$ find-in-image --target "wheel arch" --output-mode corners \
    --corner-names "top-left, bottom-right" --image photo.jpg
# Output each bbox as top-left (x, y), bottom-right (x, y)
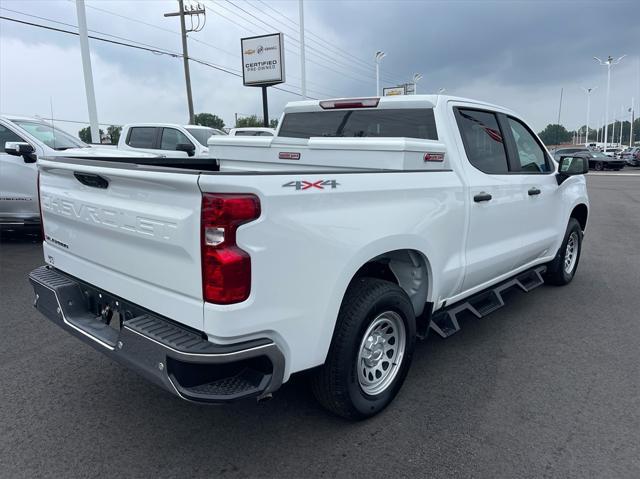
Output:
top-left (350, 249), bottom-right (433, 318)
top-left (570, 203), bottom-right (588, 231)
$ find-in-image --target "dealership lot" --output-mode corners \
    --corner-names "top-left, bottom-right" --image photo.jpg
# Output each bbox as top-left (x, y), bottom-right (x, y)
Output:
top-left (0, 174), bottom-right (638, 478)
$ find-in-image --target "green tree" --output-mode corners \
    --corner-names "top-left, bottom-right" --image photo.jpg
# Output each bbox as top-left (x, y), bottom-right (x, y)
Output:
top-left (107, 125), bottom-right (122, 145)
top-left (235, 115), bottom-right (263, 128)
top-left (78, 126), bottom-right (104, 143)
top-left (194, 112), bottom-right (225, 129)
top-left (269, 118), bottom-right (279, 129)
top-left (538, 124), bottom-right (571, 146)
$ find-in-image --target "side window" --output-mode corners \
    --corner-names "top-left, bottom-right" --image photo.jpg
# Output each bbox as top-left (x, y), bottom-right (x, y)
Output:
top-left (160, 128), bottom-right (192, 150)
top-left (0, 124), bottom-right (25, 146)
top-left (127, 127), bottom-right (157, 148)
top-left (455, 109), bottom-right (509, 174)
top-left (508, 117), bottom-right (550, 173)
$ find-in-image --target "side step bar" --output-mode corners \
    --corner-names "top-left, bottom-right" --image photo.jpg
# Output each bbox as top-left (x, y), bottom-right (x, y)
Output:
top-left (429, 266), bottom-right (546, 338)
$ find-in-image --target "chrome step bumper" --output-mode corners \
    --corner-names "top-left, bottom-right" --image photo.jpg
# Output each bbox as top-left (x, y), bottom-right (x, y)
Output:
top-left (29, 265), bottom-right (285, 403)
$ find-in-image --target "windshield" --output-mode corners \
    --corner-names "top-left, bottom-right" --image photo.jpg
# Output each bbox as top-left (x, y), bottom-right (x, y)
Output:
top-left (590, 152), bottom-right (608, 158)
top-left (12, 120), bottom-right (86, 150)
top-left (186, 127), bottom-right (225, 146)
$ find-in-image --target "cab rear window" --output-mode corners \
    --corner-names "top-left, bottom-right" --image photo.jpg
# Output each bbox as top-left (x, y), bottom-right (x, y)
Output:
top-left (278, 109), bottom-right (438, 140)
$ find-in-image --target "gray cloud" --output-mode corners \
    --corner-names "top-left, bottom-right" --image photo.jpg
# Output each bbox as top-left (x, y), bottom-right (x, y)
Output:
top-left (1, 0), bottom-right (639, 134)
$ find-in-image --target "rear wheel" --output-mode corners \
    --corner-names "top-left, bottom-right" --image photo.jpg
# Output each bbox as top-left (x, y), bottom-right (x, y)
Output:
top-left (595, 161), bottom-right (604, 171)
top-left (311, 277), bottom-right (416, 420)
top-left (544, 218), bottom-right (583, 285)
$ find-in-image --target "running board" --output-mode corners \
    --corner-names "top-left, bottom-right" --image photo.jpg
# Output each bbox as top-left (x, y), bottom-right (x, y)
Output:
top-left (429, 266), bottom-right (546, 338)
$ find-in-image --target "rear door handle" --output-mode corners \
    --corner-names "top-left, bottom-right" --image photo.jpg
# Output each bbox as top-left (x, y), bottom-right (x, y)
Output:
top-left (528, 187), bottom-right (541, 196)
top-left (473, 192), bottom-right (492, 202)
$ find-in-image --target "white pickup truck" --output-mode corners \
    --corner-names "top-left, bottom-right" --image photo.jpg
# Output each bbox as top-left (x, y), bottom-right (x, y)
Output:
top-left (29, 95), bottom-right (589, 419)
top-left (117, 123), bottom-right (226, 158)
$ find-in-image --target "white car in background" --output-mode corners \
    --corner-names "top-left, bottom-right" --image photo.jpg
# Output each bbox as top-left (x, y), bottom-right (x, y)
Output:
top-left (0, 115), bottom-right (156, 229)
top-left (228, 127), bottom-right (275, 137)
top-left (117, 123), bottom-right (226, 158)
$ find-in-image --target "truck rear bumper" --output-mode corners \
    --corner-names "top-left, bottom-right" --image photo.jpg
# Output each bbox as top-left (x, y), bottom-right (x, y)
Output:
top-left (28, 265), bottom-right (285, 403)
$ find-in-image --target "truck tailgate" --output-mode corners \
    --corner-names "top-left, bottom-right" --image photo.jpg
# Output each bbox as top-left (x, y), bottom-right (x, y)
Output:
top-left (38, 159), bottom-right (204, 330)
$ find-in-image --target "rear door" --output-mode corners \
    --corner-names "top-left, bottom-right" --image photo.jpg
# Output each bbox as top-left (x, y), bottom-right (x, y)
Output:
top-left (38, 159), bottom-right (204, 329)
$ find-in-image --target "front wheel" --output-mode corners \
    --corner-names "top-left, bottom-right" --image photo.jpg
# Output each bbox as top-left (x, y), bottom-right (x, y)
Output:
top-left (594, 161), bottom-right (604, 171)
top-left (544, 218), bottom-right (583, 285)
top-left (311, 277), bottom-right (416, 420)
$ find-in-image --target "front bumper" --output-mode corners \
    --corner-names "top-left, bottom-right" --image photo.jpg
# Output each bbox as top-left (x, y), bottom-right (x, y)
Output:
top-left (28, 266), bottom-right (285, 403)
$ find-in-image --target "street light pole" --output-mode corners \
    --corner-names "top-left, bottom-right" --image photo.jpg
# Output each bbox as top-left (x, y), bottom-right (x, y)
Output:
top-left (594, 55), bottom-right (625, 153)
top-left (298, 0), bottom-right (307, 99)
top-left (75, 0), bottom-right (100, 143)
top-left (581, 87), bottom-right (596, 145)
top-left (375, 51), bottom-right (385, 96)
top-left (413, 73), bottom-right (423, 95)
top-left (630, 97), bottom-right (635, 147)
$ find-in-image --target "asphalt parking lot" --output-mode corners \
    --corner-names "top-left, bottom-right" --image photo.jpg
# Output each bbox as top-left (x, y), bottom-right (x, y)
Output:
top-left (1, 173), bottom-right (639, 479)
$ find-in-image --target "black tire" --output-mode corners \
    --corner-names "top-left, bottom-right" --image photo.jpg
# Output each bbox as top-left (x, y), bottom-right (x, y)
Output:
top-left (311, 277), bottom-right (416, 420)
top-left (544, 218), bottom-right (583, 286)
top-left (595, 161), bottom-right (604, 171)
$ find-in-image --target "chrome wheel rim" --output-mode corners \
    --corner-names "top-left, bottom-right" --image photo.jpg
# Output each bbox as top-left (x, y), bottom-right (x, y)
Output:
top-left (357, 311), bottom-right (406, 396)
top-left (564, 232), bottom-right (579, 275)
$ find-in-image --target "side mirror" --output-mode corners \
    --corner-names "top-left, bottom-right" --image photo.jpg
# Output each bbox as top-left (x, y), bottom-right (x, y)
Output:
top-left (556, 156), bottom-right (588, 185)
top-left (4, 141), bottom-right (36, 163)
top-left (175, 143), bottom-right (195, 157)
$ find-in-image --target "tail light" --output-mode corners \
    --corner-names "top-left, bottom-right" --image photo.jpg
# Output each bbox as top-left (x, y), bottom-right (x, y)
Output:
top-left (201, 193), bottom-right (261, 304)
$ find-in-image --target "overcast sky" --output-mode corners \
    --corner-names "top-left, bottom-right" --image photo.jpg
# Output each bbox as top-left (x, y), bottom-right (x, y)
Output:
top-left (1, 0), bottom-right (639, 136)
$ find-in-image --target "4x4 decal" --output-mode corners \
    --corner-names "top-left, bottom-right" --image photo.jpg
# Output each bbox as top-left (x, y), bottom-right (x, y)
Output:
top-left (282, 180), bottom-right (340, 191)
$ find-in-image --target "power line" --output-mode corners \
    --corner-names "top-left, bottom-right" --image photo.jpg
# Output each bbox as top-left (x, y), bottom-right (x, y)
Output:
top-left (0, 15), bottom-right (317, 100)
top-left (252, 0), bottom-right (404, 85)
top-left (206, 1), bottom-right (377, 86)
top-left (220, 0), bottom-right (380, 84)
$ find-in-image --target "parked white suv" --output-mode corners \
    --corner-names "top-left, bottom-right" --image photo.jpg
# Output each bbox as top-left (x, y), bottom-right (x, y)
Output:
top-left (118, 123), bottom-right (226, 158)
top-left (29, 95), bottom-right (589, 419)
top-left (0, 115), bottom-right (155, 229)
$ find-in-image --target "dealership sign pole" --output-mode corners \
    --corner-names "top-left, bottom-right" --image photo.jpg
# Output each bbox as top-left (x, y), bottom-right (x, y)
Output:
top-left (241, 33), bottom-right (286, 127)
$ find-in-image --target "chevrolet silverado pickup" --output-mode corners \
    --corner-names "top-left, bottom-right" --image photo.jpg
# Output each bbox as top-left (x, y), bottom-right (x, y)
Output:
top-left (29, 95), bottom-right (590, 419)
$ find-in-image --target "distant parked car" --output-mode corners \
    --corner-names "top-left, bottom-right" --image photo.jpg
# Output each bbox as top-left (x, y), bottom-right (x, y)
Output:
top-left (228, 127), bottom-right (275, 137)
top-left (620, 147), bottom-right (640, 166)
top-left (118, 123), bottom-right (226, 158)
top-left (552, 147), bottom-right (588, 161)
top-left (568, 150), bottom-right (625, 171)
top-left (603, 148), bottom-right (622, 158)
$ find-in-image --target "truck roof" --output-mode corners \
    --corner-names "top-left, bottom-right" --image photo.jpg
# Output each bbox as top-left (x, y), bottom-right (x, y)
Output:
top-left (283, 94), bottom-right (514, 115)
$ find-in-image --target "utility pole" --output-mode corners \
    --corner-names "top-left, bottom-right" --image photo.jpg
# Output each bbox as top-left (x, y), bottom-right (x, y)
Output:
top-left (298, 0), bottom-right (307, 99)
top-left (594, 55), bottom-right (625, 152)
top-left (165, 1), bottom-right (205, 124)
top-left (75, 0), bottom-right (100, 143)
